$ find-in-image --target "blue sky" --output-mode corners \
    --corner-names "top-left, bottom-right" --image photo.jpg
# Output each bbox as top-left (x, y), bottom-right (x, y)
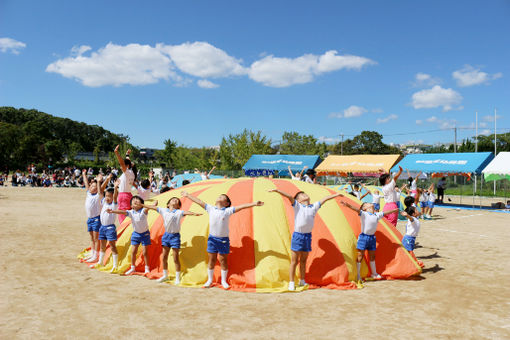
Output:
top-left (1, 0), bottom-right (509, 149)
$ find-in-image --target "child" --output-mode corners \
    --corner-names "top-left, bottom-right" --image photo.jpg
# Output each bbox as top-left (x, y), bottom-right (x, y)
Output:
top-left (144, 197), bottom-right (202, 284)
top-left (400, 206), bottom-right (424, 267)
top-left (349, 182), bottom-right (370, 201)
top-left (379, 166), bottom-right (403, 227)
top-left (302, 169), bottom-right (316, 184)
top-left (114, 145), bottom-right (135, 223)
top-left (406, 170), bottom-right (422, 199)
top-left (288, 165), bottom-right (307, 181)
top-left (196, 166), bottom-right (216, 181)
top-left (371, 189), bottom-right (382, 212)
top-left (181, 191), bottom-right (264, 289)
top-left (135, 178), bottom-right (152, 201)
top-left (419, 188), bottom-right (429, 218)
top-left (95, 177), bottom-right (120, 272)
top-left (340, 201), bottom-right (399, 284)
top-left (268, 188), bottom-right (343, 291)
top-left (107, 195), bottom-right (151, 275)
top-left (426, 183), bottom-right (436, 220)
top-left (83, 170), bottom-right (103, 263)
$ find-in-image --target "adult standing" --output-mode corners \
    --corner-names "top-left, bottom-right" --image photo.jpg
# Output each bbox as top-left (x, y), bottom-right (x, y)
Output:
top-left (379, 166), bottom-right (403, 227)
top-left (115, 145), bottom-right (135, 223)
top-left (437, 177), bottom-right (446, 203)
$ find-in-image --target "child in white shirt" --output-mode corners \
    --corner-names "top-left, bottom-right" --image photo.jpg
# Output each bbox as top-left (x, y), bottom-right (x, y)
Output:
top-left (401, 206), bottom-right (424, 268)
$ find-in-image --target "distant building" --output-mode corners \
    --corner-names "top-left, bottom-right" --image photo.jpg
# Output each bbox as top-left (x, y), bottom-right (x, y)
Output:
top-left (64, 152), bottom-right (109, 162)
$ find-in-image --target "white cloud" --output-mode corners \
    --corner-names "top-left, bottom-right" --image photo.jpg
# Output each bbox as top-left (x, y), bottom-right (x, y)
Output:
top-left (371, 108), bottom-right (384, 113)
top-left (421, 115), bottom-right (457, 129)
top-left (416, 119), bottom-right (423, 125)
top-left (0, 37), bottom-right (26, 54)
top-left (46, 43), bottom-right (180, 87)
top-left (197, 79), bottom-right (219, 89)
top-left (452, 65), bottom-right (502, 87)
top-left (47, 42), bottom-right (374, 88)
top-left (329, 105), bottom-right (367, 119)
top-left (158, 41), bottom-right (246, 78)
top-left (318, 136), bottom-right (341, 143)
top-left (376, 114), bottom-right (398, 124)
top-left (482, 114), bottom-right (502, 122)
top-left (411, 85), bottom-right (463, 111)
top-left (481, 129), bottom-right (492, 135)
top-left (249, 50), bottom-right (375, 87)
top-left (413, 72), bottom-right (440, 87)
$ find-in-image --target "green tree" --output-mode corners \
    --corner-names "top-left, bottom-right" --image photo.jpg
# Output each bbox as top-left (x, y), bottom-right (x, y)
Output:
top-left (219, 129), bottom-right (274, 170)
top-left (279, 131), bottom-right (326, 155)
top-left (334, 131), bottom-right (400, 155)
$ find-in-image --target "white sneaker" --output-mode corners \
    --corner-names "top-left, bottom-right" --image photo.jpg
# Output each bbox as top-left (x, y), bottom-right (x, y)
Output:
top-left (288, 281), bottom-right (296, 291)
top-left (110, 267), bottom-right (118, 274)
top-left (299, 279), bottom-right (308, 286)
top-left (203, 280), bottom-right (213, 288)
top-left (125, 267), bottom-right (135, 275)
top-left (174, 278), bottom-right (181, 285)
top-left (371, 273), bottom-right (382, 280)
top-left (157, 276), bottom-right (168, 283)
top-left (86, 256), bottom-right (97, 263)
top-left (221, 281), bottom-right (230, 289)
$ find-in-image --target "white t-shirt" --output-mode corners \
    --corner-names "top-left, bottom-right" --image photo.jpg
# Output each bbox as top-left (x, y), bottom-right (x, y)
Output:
top-left (360, 211), bottom-right (384, 235)
top-left (410, 179), bottom-right (418, 191)
top-left (137, 186), bottom-right (150, 201)
top-left (85, 191), bottom-right (102, 218)
top-left (74, 169), bottom-right (80, 177)
top-left (126, 209), bottom-right (149, 233)
top-left (201, 174), bottom-right (208, 181)
top-left (428, 192), bottom-right (436, 202)
top-left (291, 175), bottom-right (300, 181)
top-left (205, 204), bottom-right (235, 238)
top-left (293, 201), bottom-right (321, 234)
top-left (420, 191), bottom-right (429, 202)
top-left (382, 179), bottom-right (398, 203)
top-left (372, 193), bottom-right (381, 205)
top-left (119, 169), bottom-right (134, 193)
top-left (157, 208), bottom-right (184, 233)
top-left (405, 216), bottom-right (421, 237)
top-left (352, 191), bottom-right (361, 200)
top-left (303, 174), bottom-right (314, 184)
top-left (100, 199), bottom-right (117, 226)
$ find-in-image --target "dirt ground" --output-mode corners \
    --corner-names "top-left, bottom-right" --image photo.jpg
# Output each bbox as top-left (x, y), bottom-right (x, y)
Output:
top-left (0, 186), bottom-right (509, 339)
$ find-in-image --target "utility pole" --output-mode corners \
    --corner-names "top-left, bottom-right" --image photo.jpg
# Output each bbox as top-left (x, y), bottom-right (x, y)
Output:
top-left (454, 126), bottom-right (457, 153)
top-left (494, 108), bottom-right (497, 195)
top-left (475, 111), bottom-right (478, 193)
top-left (340, 133), bottom-right (344, 155)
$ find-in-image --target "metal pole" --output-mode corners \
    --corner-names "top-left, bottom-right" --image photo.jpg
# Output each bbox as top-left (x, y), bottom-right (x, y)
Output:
top-left (340, 133), bottom-right (344, 155)
top-left (454, 126), bottom-right (457, 184)
top-left (494, 108), bottom-right (497, 195)
top-left (475, 111), bottom-right (478, 193)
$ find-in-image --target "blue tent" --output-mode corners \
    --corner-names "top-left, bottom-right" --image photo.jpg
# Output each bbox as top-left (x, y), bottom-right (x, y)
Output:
top-left (391, 152), bottom-right (494, 175)
top-left (243, 154), bottom-right (321, 177)
top-left (170, 173), bottom-right (223, 188)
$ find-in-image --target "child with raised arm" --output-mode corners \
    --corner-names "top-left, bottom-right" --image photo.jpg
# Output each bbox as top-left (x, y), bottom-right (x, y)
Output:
top-left (371, 189), bottom-right (382, 212)
top-left (379, 166), bottom-right (403, 227)
top-left (348, 182), bottom-right (370, 201)
top-left (83, 170), bottom-right (103, 263)
top-left (425, 183), bottom-right (436, 220)
top-left (288, 165), bottom-right (307, 181)
top-left (114, 145), bottom-right (135, 223)
top-left (400, 206), bottom-right (424, 267)
top-left (144, 197), bottom-right (202, 284)
top-left (107, 195), bottom-right (151, 275)
top-left (95, 176), bottom-right (120, 272)
top-left (340, 201), bottom-right (399, 284)
top-left (196, 166), bottom-right (216, 181)
top-left (181, 191), bottom-right (264, 289)
top-left (268, 188), bottom-right (343, 291)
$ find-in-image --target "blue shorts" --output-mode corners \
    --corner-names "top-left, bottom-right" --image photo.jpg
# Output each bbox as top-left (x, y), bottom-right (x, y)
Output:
top-left (87, 216), bottom-right (101, 232)
top-left (98, 224), bottom-right (117, 241)
top-left (131, 231), bottom-right (151, 246)
top-left (290, 232), bottom-right (312, 252)
top-left (357, 233), bottom-right (377, 251)
top-left (420, 202), bottom-right (428, 208)
top-left (373, 203), bottom-right (380, 211)
top-left (396, 202), bottom-right (401, 209)
top-left (402, 235), bottom-right (416, 251)
top-left (428, 201), bottom-right (435, 208)
top-left (207, 236), bottom-right (230, 254)
top-left (162, 232), bottom-right (181, 249)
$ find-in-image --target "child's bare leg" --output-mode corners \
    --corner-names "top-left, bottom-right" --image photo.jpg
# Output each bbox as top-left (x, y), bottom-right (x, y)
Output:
top-left (299, 252), bottom-right (309, 285)
top-left (218, 254), bottom-right (230, 288)
top-left (100, 240), bottom-right (107, 252)
top-left (157, 246), bottom-right (170, 282)
top-left (204, 253), bottom-right (217, 287)
top-left (125, 245), bottom-right (139, 275)
top-left (93, 231), bottom-right (100, 252)
top-left (86, 231), bottom-right (95, 259)
top-left (172, 249), bottom-right (181, 284)
top-left (288, 250), bottom-right (299, 290)
top-left (109, 241), bottom-right (118, 254)
top-left (142, 245), bottom-right (150, 274)
top-left (368, 250), bottom-right (381, 278)
top-left (356, 249), bottom-right (363, 281)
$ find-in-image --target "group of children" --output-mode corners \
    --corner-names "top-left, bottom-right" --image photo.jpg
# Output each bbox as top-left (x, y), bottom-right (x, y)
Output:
top-left (82, 148), bottom-right (426, 290)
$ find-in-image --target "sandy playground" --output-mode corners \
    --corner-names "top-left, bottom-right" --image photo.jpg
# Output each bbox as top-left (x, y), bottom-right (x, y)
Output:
top-left (0, 186), bottom-right (509, 339)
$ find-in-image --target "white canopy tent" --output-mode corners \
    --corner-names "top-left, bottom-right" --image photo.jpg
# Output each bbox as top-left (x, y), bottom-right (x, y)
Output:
top-left (482, 152), bottom-right (510, 181)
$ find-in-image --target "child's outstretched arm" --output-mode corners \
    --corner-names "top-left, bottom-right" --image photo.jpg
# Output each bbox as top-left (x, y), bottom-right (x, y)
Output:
top-left (319, 192), bottom-right (343, 206)
top-left (299, 165), bottom-right (308, 177)
top-left (359, 184), bottom-right (370, 200)
top-left (394, 166), bottom-right (403, 181)
top-left (113, 180), bottom-right (119, 203)
top-left (287, 165), bottom-right (295, 178)
top-left (183, 210), bottom-right (203, 216)
top-left (400, 210), bottom-right (415, 221)
top-left (114, 145), bottom-right (128, 173)
top-left (96, 174), bottom-right (104, 196)
top-left (181, 191), bottom-right (207, 210)
top-left (82, 169), bottom-right (90, 191)
top-left (382, 208), bottom-right (399, 216)
top-left (234, 201), bottom-right (264, 213)
top-left (267, 188), bottom-right (295, 205)
top-left (107, 208), bottom-right (128, 216)
top-left (339, 201), bottom-right (361, 214)
top-left (206, 166), bottom-right (216, 179)
top-left (142, 200), bottom-right (159, 212)
top-left (100, 173), bottom-right (111, 194)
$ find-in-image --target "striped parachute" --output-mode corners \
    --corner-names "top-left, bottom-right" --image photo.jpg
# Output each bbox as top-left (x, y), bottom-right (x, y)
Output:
top-left (79, 178), bottom-right (421, 292)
